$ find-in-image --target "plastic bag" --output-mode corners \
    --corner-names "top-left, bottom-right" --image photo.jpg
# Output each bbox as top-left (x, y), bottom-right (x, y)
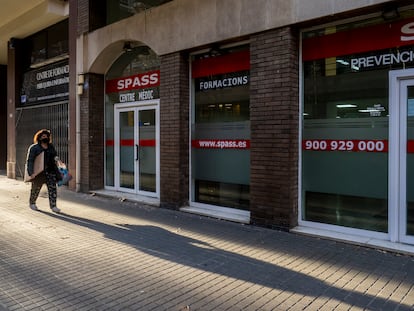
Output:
top-left (56, 159), bottom-right (73, 186)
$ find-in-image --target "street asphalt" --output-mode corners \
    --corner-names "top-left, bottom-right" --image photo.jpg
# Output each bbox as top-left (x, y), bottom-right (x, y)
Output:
top-left (0, 175), bottom-right (413, 310)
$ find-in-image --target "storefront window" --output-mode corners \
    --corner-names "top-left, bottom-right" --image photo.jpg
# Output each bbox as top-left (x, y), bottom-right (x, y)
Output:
top-left (30, 32), bottom-right (47, 65)
top-left (191, 46), bottom-right (250, 210)
top-left (407, 87), bottom-right (414, 236)
top-left (302, 16), bottom-right (414, 232)
top-left (24, 20), bottom-right (68, 68)
top-left (303, 64), bottom-right (389, 232)
top-left (48, 20), bottom-right (69, 59)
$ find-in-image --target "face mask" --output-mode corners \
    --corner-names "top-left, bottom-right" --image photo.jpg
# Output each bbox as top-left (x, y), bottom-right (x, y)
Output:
top-left (41, 138), bottom-right (49, 144)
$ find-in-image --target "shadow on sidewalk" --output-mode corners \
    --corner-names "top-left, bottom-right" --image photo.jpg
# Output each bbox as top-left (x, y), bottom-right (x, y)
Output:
top-left (40, 210), bottom-right (412, 311)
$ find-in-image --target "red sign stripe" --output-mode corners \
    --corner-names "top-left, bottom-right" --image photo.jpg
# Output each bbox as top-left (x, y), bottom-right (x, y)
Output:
top-left (192, 139), bottom-right (250, 149)
top-left (302, 139), bottom-right (414, 153)
top-left (302, 139), bottom-right (388, 152)
top-left (105, 70), bottom-right (160, 93)
top-left (302, 17), bottom-right (414, 61)
top-left (192, 50), bottom-right (250, 78)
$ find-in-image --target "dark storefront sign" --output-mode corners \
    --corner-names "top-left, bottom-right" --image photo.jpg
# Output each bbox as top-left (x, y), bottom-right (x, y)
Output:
top-left (195, 72), bottom-right (249, 92)
top-left (21, 60), bottom-right (69, 105)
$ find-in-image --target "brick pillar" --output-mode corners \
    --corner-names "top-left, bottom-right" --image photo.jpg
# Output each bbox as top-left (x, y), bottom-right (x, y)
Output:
top-left (250, 27), bottom-right (299, 230)
top-left (79, 73), bottom-right (105, 191)
top-left (159, 52), bottom-right (189, 209)
top-left (77, 0), bottom-right (106, 35)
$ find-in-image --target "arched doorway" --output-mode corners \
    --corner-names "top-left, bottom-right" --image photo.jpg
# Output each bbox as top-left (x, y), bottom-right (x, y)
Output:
top-left (104, 45), bottom-right (160, 199)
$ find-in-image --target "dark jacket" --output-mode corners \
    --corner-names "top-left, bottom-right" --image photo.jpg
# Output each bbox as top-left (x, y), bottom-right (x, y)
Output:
top-left (27, 143), bottom-right (58, 176)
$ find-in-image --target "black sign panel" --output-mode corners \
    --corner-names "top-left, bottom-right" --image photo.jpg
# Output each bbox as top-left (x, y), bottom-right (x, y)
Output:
top-left (21, 60), bottom-right (69, 105)
top-left (195, 71), bottom-right (250, 92)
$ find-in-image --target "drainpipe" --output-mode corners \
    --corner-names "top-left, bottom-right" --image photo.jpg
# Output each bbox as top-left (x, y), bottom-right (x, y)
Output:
top-left (75, 35), bottom-right (83, 192)
top-left (76, 88), bottom-right (81, 192)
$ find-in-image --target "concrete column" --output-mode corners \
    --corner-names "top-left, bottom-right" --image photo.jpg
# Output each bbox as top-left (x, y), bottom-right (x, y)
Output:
top-left (0, 66), bottom-right (7, 171)
top-left (6, 39), bottom-right (22, 179)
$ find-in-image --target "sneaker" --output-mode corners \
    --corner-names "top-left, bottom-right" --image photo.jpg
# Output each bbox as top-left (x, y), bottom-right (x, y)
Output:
top-left (51, 206), bottom-right (61, 213)
top-left (30, 204), bottom-right (38, 211)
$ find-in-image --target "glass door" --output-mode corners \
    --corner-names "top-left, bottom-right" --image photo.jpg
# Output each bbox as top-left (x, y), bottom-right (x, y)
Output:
top-left (137, 108), bottom-right (157, 194)
top-left (390, 70), bottom-right (414, 245)
top-left (399, 80), bottom-right (414, 244)
top-left (115, 103), bottom-right (159, 197)
top-left (118, 109), bottom-right (135, 190)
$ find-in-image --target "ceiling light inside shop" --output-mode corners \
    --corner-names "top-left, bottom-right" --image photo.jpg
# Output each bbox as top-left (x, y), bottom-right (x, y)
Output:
top-left (336, 59), bottom-right (359, 71)
top-left (359, 104), bottom-right (385, 113)
top-left (336, 59), bottom-right (349, 65)
top-left (337, 104), bottom-right (357, 108)
top-left (358, 109), bottom-right (380, 113)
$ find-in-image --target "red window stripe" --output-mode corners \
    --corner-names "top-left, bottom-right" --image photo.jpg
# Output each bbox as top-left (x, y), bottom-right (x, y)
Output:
top-left (139, 139), bottom-right (156, 147)
top-left (407, 140), bottom-right (414, 153)
top-left (192, 50), bottom-right (250, 78)
top-left (302, 139), bottom-right (389, 152)
top-left (302, 17), bottom-right (414, 61)
top-left (192, 139), bottom-right (250, 149)
top-left (121, 139), bottom-right (134, 146)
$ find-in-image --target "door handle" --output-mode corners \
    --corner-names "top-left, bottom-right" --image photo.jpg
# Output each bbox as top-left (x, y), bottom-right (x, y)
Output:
top-left (135, 144), bottom-right (139, 161)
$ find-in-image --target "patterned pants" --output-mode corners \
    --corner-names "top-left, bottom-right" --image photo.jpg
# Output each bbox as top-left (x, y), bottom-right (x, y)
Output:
top-left (29, 171), bottom-right (57, 209)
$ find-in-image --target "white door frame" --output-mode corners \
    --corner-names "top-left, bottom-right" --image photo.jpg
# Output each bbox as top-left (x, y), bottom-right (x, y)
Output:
top-left (389, 69), bottom-right (414, 244)
top-left (114, 100), bottom-right (160, 198)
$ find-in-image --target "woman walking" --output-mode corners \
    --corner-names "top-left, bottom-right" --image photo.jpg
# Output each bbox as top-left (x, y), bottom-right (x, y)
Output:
top-left (26, 129), bottom-right (62, 213)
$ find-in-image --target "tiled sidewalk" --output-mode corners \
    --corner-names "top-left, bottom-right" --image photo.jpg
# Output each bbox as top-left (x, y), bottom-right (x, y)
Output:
top-left (0, 176), bottom-right (413, 310)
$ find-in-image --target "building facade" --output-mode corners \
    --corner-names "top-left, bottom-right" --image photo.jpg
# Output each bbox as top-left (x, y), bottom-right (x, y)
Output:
top-left (4, 0), bottom-right (414, 253)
